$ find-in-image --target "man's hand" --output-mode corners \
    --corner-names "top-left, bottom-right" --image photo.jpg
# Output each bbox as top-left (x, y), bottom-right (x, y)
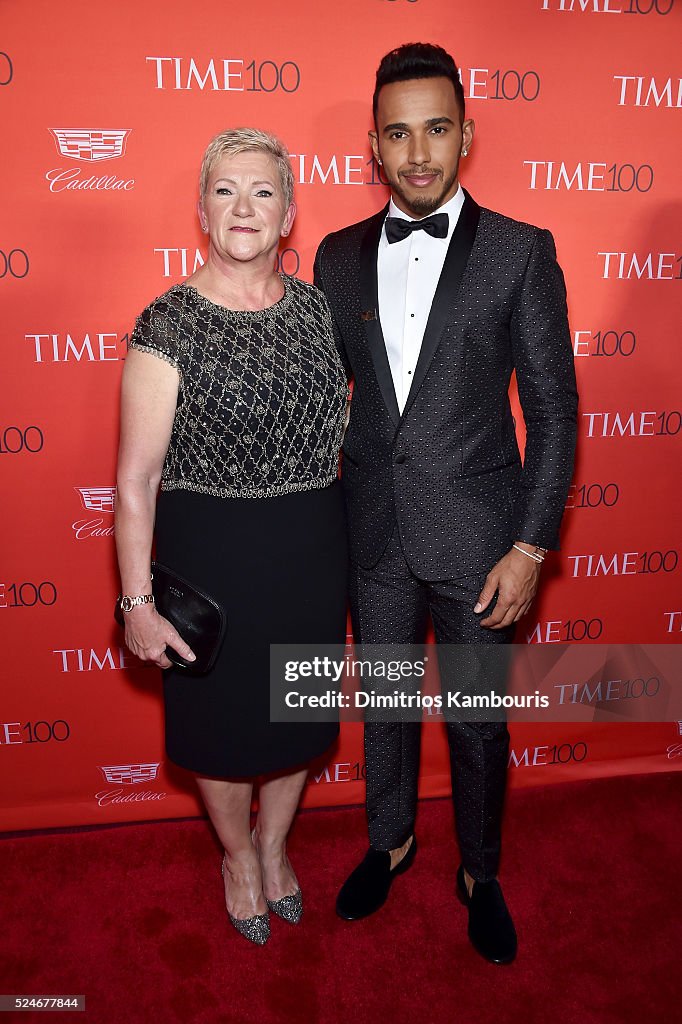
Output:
top-left (474, 543), bottom-right (543, 629)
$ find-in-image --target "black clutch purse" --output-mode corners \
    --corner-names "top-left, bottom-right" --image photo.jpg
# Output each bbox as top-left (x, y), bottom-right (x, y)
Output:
top-left (115, 561), bottom-right (227, 676)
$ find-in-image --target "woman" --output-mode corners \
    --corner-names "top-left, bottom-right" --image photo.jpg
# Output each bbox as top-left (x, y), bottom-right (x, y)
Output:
top-left (115, 128), bottom-right (348, 945)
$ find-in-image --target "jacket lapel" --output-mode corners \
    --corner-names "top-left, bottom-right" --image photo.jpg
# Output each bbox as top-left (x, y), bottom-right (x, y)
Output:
top-left (400, 190), bottom-right (481, 421)
top-left (358, 206), bottom-right (401, 426)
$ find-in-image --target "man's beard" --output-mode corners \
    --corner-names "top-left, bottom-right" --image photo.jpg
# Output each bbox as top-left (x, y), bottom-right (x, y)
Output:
top-left (389, 167), bottom-right (458, 217)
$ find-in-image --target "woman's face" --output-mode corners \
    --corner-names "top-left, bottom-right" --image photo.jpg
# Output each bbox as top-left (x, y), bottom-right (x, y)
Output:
top-left (201, 151), bottom-right (295, 266)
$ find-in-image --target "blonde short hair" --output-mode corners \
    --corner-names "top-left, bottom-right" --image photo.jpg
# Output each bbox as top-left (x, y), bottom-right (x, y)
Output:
top-left (199, 127), bottom-right (294, 207)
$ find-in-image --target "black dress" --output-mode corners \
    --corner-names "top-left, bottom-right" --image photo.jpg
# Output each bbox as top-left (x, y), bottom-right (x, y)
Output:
top-left (129, 275), bottom-right (348, 777)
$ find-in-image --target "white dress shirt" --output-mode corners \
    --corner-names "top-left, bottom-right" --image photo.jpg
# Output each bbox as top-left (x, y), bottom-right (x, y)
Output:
top-left (377, 186), bottom-right (465, 413)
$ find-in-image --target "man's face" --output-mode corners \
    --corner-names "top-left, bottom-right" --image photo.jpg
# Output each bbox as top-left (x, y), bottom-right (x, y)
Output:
top-left (370, 76), bottom-right (474, 218)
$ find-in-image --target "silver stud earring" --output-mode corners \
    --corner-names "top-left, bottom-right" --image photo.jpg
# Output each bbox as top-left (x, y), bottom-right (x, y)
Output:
top-left (462, 149), bottom-right (468, 157)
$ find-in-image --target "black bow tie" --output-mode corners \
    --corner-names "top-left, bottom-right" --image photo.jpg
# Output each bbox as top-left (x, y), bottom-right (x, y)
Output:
top-left (385, 212), bottom-right (449, 244)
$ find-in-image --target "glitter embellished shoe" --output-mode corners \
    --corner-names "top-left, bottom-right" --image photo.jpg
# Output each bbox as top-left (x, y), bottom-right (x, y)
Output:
top-left (266, 888), bottom-right (303, 925)
top-left (251, 829), bottom-right (303, 924)
top-left (221, 854), bottom-right (270, 946)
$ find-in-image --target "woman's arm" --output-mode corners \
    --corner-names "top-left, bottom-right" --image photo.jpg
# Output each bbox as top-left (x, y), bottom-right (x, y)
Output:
top-left (115, 349), bottom-right (196, 668)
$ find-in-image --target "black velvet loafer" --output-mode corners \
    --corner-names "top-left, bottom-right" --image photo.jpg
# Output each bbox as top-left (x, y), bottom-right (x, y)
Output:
top-left (456, 865), bottom-right (517, 964)
top-left (336, 835), bottom-right (417, 920)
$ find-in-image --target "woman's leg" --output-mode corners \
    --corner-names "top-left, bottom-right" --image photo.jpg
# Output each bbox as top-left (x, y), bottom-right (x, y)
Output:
top-left (254, 767), bottom-right (308, 900)
top-left (195, 775), bottom-right (266, 919)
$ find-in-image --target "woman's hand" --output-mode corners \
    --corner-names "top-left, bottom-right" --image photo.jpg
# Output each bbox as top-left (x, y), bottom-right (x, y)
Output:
top-left (123, 604), bottom-right (196, 669)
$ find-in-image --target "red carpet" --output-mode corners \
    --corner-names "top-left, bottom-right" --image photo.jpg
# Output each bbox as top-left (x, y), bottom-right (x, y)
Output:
top-left (1, 772), bottom-right (680, 1024)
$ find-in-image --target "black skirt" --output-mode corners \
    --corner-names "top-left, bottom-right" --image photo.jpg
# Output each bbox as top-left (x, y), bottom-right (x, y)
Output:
top-left (154, 481), bottom-right (346, 777)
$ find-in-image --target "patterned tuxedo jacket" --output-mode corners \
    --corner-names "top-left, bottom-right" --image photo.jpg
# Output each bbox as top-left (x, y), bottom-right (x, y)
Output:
top-left (313, 190), bottom-right (578, 579)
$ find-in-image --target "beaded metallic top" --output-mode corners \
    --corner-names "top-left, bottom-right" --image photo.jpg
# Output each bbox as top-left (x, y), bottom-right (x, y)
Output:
top-left (129, 275), bottom-right (347, 498)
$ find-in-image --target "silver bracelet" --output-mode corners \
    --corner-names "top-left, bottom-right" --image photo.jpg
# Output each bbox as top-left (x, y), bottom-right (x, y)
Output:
top-left (120, 593), bottom-right (155, 613)
top-left (512, 543), bottom-right (545, 564)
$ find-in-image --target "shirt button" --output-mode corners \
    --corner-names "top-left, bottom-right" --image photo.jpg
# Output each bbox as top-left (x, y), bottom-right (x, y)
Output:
top-left (394, 453), bottom-right (406, 464)
top-left (410, 313), bottom-right (415, 318)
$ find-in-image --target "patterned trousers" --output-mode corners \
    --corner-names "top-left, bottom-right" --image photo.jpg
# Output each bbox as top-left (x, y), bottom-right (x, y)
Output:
top-left (349, 525), bottom-right (514, 883)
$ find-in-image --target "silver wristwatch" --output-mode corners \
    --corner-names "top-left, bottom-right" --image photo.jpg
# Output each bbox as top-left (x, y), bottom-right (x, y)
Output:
top-left (119, 593), bottom-right (155, 614)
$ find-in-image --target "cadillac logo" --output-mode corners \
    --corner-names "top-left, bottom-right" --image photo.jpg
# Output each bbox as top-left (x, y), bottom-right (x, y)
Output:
top-left (49, 128), bottom-right (131, 162)
top-left (76, 487), bottom-right (116, 513)
top-left (99, 763), bottom-right (161, 785)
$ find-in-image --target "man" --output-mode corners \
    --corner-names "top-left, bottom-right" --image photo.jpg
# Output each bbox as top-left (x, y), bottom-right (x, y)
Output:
top-left (314, 43), bottom-right (577, 964)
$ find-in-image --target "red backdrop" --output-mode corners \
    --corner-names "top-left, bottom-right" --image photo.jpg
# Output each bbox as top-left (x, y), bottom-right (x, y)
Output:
top-left (2, 0), bottom-right (681, 830)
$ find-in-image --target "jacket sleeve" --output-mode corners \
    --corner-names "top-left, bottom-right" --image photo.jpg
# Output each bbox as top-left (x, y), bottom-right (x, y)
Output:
top-left (510, 228), bottom-right (578, 550)
top-left (313, 235), bottom-right (352, 382)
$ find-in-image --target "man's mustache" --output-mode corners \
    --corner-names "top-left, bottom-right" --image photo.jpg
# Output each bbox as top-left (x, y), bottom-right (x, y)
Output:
top-left (399, 168), bottom-right (442, 178)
